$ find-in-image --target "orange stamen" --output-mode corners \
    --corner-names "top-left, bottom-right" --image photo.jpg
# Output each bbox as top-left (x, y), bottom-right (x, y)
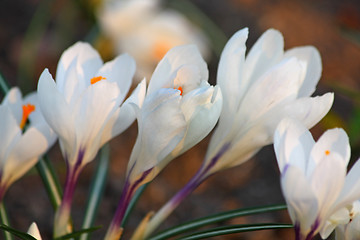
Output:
top-left (91, 76), bottom-right (106, 85)
top-left (325, 150), bottom-right (330, 156)
top-left (20, 104), bottom-right (35, 129)
top-left (175, 86), bottom-right (183, 96)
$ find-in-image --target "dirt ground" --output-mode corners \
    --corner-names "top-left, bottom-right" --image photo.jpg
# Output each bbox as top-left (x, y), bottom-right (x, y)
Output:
top-left (0, 0), bottom-right (360, 239)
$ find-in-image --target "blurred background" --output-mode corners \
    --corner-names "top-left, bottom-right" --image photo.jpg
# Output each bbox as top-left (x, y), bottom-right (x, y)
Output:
top-left (0, 0), bottom-right (360, 239)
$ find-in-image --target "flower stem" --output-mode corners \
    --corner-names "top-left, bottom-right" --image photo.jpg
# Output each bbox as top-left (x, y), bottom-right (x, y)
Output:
top-left (53, 165), bottom-right (81, 237)
top-left (105, 169), bottom-right (153, 240)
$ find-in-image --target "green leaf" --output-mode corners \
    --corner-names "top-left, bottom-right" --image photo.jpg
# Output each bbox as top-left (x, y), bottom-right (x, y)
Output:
top-left (121, 183), bottom-right (149, 228)
top-left (80, 144), bottom-right (110, 240)
top-left (0, 72), bottom-right (10, 95)
top-left (36, 156), bottom-right (63, 210)
top-left (0, 224), bottom-right (36, 240)
top-left (0, 203), bottom-right (13, 240)
top-left (149, 204), bottom-right (287, 240)
top-left (54, 226), bottom-right (102, 240)
top-left (176, 223), bottom-right (293, 240)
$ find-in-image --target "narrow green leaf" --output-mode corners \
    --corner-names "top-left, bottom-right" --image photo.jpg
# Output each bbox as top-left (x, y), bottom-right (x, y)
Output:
top-left (176, 223), bottom-right (293, 240)
top-left (36, 156), bottom-right (63, 210)
top-left (0, 203), bottom-right (13, 240)
top-left (121, 183), bottom-right (148, 228)
top-left (150, 204), bottom-right (287, 240)
top-left (80, 144), bottom-right (110, 240)
top-left (0, 224), bottom-right (36, 240)
top-left (0, 72), bottom-right (10, 95)
top-left (54, 226), bottom-right (102, 240)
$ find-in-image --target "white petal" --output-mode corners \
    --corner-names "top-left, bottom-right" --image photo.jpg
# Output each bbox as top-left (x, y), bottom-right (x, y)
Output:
top-left (101, 79), bottom-right (147, 146)
top-left (172, 85), bottom-right (222, 156)
top-left (4, 125), bottom-right (49, 186)
top-left (345, 214), bottom-right (360, 239)
top-left (0, 106), bottom-right (21, 164)
top-left (27, 222), bottom-right (42, 240)
top-left (243, 28), bottom-right (284, 94)
top-left (310, 128), bottom-right (350, 170)
top-left (37, 69), bottom-right (75, 157)
top-left (73, 81), bottom-right (121, 165)
top-left (127, 89), bottom-right (186, 182)
top-left (237, 57), bottom-right (304, 126)
top-left (336, 159), bottom-right (360, 208)
top-left (148, 45), bottom-right (208, 95)
top-left (217, 28), bottom-right (248, 117)
top-left (281, 165), bottom-right (319, 234)
top-left (97, 53), bottom-right (136, 103)
top-left (310, 153), bottom-right (346, 221)
top-left (2, 87), bottom-right (22, 124)
top-left (284, 46), bottom-right (322, 97)
top-left (274, 118), bottom-right (315, 173)
top-left (56, 42), bottom-right (102, 92)
top-left (320, 207), bottom-right (350, 239)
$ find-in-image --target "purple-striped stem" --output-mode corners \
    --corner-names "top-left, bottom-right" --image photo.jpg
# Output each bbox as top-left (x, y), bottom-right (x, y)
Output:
top-left (142, 143), bottom-right (231, 239)
top-left (53, 149), bottom-right (85, 237)
top-left (104, 168), bottom-right (153, 240)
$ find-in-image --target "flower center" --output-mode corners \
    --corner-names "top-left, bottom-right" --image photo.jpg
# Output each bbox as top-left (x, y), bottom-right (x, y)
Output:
top-left (91, 76), bottom-right (106, 85)
top-left (20, 104), bottom-right (35, 129)
top-left (174, 86), bottom-right (183, 96)
top-left (325, 150), bottom-right (330, 156)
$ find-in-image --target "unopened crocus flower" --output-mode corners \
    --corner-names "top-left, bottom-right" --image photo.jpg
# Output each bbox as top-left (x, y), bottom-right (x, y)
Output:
top-left (99, 0), bottom-right (210, 81)
top-left (104, 45), bottom-right (222, 240)
top-left (141, 27), bottom-right (334, 239)
top-left (37, 42), bottom-right (146, 237)
top-left (27, 222), bottom-right (42, 240)
top-left (0, 87), bottom-right (56, 202)
top-left (274, 118), bottom-right (360, 240)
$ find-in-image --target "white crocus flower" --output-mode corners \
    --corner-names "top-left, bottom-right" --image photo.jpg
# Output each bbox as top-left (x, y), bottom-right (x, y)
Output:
top-left (27, 222), bottom-right (42, 240)
top-left (37, 42), bottom-right (146, 237)
top-left (204, 27), bottom-right (334, 175)
top-left (104, 45), bottom-right (222, 240)
top-left (138, 28), bottom-right (334, 239)
top-left (0, 87), bottom-right (56, 202)
top-left (99, 0), bottom-right (210, 81)
top-left (274, 118), bottom-right (360, 240)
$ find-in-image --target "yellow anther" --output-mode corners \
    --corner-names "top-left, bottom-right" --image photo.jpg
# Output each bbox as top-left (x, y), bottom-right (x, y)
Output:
top-left (91, 76), bottom-right (106, 84)
top-left (325, 150), bottom-right (330, 156)
top-left (20, 104), bottom-right (35, 129)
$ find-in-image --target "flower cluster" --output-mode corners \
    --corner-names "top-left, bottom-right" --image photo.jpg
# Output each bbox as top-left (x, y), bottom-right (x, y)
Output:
top-left (1, 26), bottom-right (358, 240)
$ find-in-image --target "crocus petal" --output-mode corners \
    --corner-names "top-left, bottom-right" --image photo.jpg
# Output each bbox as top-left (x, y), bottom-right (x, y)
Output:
top-left (2, 87), bottom-right (22, 124)
top-left (72, 80), bottom-right (121, 165)
top-left (310, 128), bottom-right (350, 170)
top-left (101, 79), bottom-right (147, 146)
top-left (97, 53), bottom-right (136, 103)
top-left (345, 215), bottom-right (360, 239)
top-left (37, 69), bottom-right (75, 157)
top-left (310, 153), bottom-right (346, 221)
top-left (27, 222), bottom-right (42, 240)
top-left (274, 118), bottom-right (315, 173)
top-left (281, 165), bottom-right (319, 234)
top-left (284, 46), bottom-right (322, 98)
top-left (127, 89), bottom-right (186, 182)
top-left (235, 57), bottom-right (304, 128)
top-left (56, 42), bottom-right (103, 92)
top-left (243, 28), bottom-right (284, 93)
top-left (172, 85), bottom-right (222, 156)
top-left (148, 45), bottom-right (208, 95)
top-left (320, 207), bottom-right (350, 239)
top-left (0, 106), bottom-right (21, 164)
top-left (335, 159), bottom-right (360, 208)
top-left (217, 28), bottom-right (247, 117)
top-left (4, 125), bottom-right (48, 186)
